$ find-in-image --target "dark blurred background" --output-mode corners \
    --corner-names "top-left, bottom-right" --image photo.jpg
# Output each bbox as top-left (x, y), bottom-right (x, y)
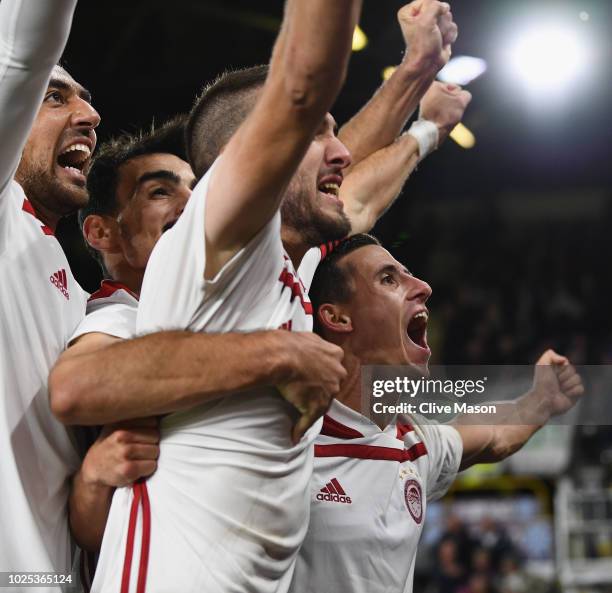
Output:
top-left (57, 2), bottom-right (612, 590)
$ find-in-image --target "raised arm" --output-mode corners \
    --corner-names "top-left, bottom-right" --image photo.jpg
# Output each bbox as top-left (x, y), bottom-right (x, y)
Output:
top-left (204, 0), bottom-right (362, 278)
top-left (342, 81), bottom-right (472, 235)
top-left (338, 0), bottom-right (457, 169)
top-left (0, 0), bottom-right (77, 195)
top-left (453, 350), bottom-right (584, 470)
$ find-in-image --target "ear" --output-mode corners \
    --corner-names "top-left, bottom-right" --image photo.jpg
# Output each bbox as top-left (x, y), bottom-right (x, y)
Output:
top-left (317, 303), bottom-right (353, 334)
top-left (82, 214), bottom-right (119, 254)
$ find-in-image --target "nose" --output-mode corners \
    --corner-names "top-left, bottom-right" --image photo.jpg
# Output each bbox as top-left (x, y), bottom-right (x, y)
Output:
top-left (406, 275), bottom-right (432, 303)
top-left (71, 97), bottom-right (101, 130)
top-left (326, 136), bottom-right (352, 171)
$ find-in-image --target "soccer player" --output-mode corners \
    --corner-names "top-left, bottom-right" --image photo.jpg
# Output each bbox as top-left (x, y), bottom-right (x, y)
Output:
top-left (85, 1), bottom-right (364, 591)
top-left (292, 234), bottom-right (585, 593)
top-left (0, 0), bottom-right (101, 583)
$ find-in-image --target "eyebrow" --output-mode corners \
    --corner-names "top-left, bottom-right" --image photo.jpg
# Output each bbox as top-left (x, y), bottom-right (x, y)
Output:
top-left (137, 170), bottom-right (182, 187)
top-left (48, 78), bottom-right (92, 104)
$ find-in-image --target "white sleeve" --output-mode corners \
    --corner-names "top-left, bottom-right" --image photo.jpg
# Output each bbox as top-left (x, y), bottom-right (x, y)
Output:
top-left (70, 303), bottom-right (137, 343)
top-left (0, 0), bottom-right (77, 226)
top-left (137, 158), bottom-right (284, 334)
top-left (413, 420), bottom-right (463, 501)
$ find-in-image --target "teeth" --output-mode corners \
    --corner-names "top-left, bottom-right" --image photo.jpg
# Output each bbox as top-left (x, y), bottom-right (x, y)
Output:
top-left (320, 183), bottom-right (340, 196)
top-left (413, 311), bottom-right (428, 321)
top-left (64, 166), bottom-right (82, 174)
top-left (60, 143), bottom-right (91, 157)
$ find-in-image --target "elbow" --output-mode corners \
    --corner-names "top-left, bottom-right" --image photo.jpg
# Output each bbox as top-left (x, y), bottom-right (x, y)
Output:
top-left (489, 435), bottom-right (523, 462)
top-left (49, 362), bottom-right (82, 425)
top-left (282, 52), bottom-right (348, 114)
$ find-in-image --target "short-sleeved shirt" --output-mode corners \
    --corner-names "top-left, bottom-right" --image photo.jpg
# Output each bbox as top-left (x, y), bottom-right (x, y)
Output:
top-left (290, 399), bottom-right (463, 593)
top-left (70, 280), bottom-right (138, 343)
top-left (91, 160), bottom-right (322, 593)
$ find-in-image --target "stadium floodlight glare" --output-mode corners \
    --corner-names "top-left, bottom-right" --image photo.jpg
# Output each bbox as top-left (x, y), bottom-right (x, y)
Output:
top-left (508, 26), bottom-right (589, 92)
top-left (382, 66), bottom-right (397, 81)
top-left (437, 56), bottom-right (487, 86)
top-left (449, 123), bottom-right (476, 149)
top-left (352, 25), bottom-right (368, 52)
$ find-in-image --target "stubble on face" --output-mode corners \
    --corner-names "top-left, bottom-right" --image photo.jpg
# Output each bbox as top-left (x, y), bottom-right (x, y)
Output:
top-left (281, 168), bottom-right (351, 248)
top-left (15, 152), bottom-right (89, 217)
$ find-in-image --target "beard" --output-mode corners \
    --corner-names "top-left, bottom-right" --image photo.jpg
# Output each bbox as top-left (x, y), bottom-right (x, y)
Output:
top-left (15, 157), bottom-right (88, 218)
top-left (281, 175), bottom-right (351, 247)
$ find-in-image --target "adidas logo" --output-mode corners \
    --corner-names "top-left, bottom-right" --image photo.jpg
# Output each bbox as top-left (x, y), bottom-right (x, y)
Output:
top-left (316, 478), bottom-right (352, 504)
top-left (50, 269), bottom-right (70, 300)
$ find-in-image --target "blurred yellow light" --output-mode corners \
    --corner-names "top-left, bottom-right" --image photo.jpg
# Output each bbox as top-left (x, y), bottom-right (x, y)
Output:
top-left (382, 66), bottom-right (397, 81)
top-left (352, 26), bottom-right (368, 52)
top-left (450, 122), bottom-right (476, 149)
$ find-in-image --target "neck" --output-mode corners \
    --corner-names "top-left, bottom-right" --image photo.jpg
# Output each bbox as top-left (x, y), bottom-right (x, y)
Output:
top-left (104, 260), bottom-right (144, 296)
top-left (281, 225), bottom-right (310, 269)
top-left (334, 349), bottom-right (363, 414)
top-left (28, 197), bottom-right (62, 232)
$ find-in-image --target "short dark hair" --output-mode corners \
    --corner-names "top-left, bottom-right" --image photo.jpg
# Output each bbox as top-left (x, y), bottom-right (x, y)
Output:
top-left (80, 115), bottom-right (188, 268)
top-left (309, 234), bottom-right (381, 334)
top-left (186, 65), bottom-right (268, 179)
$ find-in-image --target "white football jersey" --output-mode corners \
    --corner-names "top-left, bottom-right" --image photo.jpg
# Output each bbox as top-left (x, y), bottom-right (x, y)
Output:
top-left (0, 0), bottom-right (86, 588)
top-left (71, 281), bottom-right (139, 343)
top-left (289, 400), bottom-right (462, 593)
top-left (92, 160), bottom-right (320, 593)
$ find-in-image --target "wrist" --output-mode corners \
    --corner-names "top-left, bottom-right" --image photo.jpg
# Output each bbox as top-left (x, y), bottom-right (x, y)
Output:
top-left (399, 52), bottom-right (442, 81)
top-left (265, 330), bottom-right (298, 385)
top-left (517, 390), bottom-right (548, 427)
top-left (407, 119), bottom-right (439, 161)
top-left (78, 452), bottom-right (105, 489)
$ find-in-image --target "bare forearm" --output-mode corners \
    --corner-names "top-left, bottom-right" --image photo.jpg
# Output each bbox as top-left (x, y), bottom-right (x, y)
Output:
top-left (69, 471), bottom-right (112, 552)
top-left (339, 61), bottom-right (435, 168)
top-left (454, 396), bottom-right (543, 470)
top-left (281, 0), bottom-right (362, 111)
top-left (51, 330), bottom-right (292, 425)
top-left (342, 132), bottom-right (420, 234)
top-left (0, 0), bottom-right (77, 190)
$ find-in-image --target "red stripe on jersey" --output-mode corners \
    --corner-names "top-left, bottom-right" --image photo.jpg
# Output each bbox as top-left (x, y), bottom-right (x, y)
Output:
top-left (136, 482), bottom-right (151, 593)
top-left (320, 415), bottom-right (365, 439)
top-left (331, 478), bottom-right (346, 495)
top-left (278, 269), bottom-right (312, 316)
top-left (314, 442), bottom-right (427, 462)
top-left (327, 481), bottom-right (339, 495)
top-left (120, 483), bottom-right (142, 593)
top-left (396, 422), bottom-right (414, 441)
top-left (320, 485), bottom-right (331, 494)
top-left (89, 280), bottom-right (139, 302)
top-left (22, 199), bottom-right (55, 235)
top-left (318, 239), bottom-right (343, 260)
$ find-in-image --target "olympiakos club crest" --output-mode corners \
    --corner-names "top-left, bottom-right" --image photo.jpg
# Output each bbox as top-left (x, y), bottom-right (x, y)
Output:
top-left (404, 479), bottom-right (423, 524)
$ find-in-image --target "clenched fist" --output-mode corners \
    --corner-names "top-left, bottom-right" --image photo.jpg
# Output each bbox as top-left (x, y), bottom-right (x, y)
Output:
top-left (420, 80), bottom-right (472, 143)
top-left (276, 332), bottom-right (347, 444)
top-left (398, 0), bottom-right (458, 73)
top-left (528, 349), bottom-right (585, 423)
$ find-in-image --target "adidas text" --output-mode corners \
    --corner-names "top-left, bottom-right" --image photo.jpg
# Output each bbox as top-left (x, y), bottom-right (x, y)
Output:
top-left (316, 492), bottom-right (352, 504)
